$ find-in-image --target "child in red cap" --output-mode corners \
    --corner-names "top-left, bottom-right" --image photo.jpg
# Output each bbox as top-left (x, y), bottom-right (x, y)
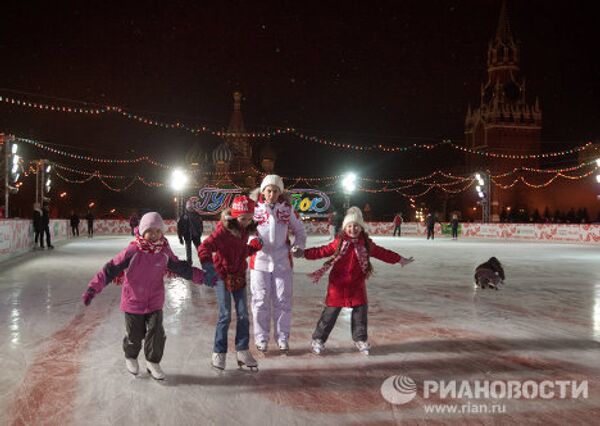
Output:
top-left (198, 195), bottom-right (263, 371)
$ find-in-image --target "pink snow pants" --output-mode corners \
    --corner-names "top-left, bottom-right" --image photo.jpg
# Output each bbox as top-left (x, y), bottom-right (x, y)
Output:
top-left (250, 269), bottom-right (293, 343)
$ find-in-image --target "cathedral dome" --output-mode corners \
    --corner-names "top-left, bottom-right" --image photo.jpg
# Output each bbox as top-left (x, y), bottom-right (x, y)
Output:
top-left (212, 142), bottom-right (232, 164)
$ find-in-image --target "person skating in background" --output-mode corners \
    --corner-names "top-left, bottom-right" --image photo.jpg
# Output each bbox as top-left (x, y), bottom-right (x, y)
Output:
top-left (333, 204), bottom-right (345, 235)
top-left (70, 210), bottom-right (80, 237)
top-left (451, 214), bottom-right (460, 240)
top-left (393, 212), bottom-right (403, 237)
top-left (82, 212), bottom-right (206, 380)
top-left (42, 203), bottom-right (54, 249)
top-left (295, 207), bottom-right (414, 355)
top-left (327, 210), bottom-right (337, 240)
top-left (425, 212), bottom-right (440, 240)
top-left (86, 211), bottom-right (95, 238)
top-left (198, 196), bottom-right (263, 371)
top-left (177, 199), bottom-right (204, 265)
top-left (129, 213), bottom-right (139, 236)
top-left (33, 203), bottom-right (44, 249)
top-left (249, 175), bottom-right (307, 354)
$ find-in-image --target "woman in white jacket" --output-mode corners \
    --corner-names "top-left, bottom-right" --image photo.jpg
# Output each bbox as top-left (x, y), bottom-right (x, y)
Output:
top-left (250, 175), bottom-right (307, 353)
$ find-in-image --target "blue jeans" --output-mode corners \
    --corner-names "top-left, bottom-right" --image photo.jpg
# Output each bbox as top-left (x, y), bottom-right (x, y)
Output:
top-left (213, 279), bottom-right (250, 353)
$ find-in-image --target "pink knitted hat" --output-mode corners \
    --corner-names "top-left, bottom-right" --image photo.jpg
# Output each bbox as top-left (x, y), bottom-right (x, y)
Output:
top-left (139, 212), bottom-right (167, 235)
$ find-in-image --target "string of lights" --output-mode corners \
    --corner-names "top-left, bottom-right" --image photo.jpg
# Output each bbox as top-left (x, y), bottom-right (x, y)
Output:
top-left (16, 137), bottom-right (172, 168)
top-left (55, 170), bottom-right (165, 190)
top-left (491, 166), bottom-right (599, 189)
top-left (3, 93), bottom-right (597, 158)
top-left (448, 140), bottom-right (596, 160)
top-left (21, 137), bottom-right (600, 194)
top-left (491, 160), bottom-right (597, 178)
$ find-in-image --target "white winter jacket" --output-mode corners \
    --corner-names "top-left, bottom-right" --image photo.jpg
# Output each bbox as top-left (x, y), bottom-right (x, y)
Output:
top-left (250, 199), bottom-right (307, 272)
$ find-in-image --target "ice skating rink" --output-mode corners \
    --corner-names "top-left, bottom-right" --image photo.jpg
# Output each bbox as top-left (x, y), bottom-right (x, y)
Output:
top-left (1, 235), bottom-right (599, 425)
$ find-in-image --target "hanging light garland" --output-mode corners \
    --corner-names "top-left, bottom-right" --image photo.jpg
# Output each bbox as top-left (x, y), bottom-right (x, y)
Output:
top-left (359, 170), bottom-right (471, 184)
top-left (16, 137), bottom-right (172, 168)
top-left (491, 160), bottom-right (598, 178)
top-left (3, 92), bottom-right (597, 158)
top-left (447, 140), bottom-right (596, 160)
top-left (1, 94), bottom-right (294, 138)
top-left (22, 137), bottom-right (600, 195)
top-left (19, 137), bottom-right (263, 176)
top-left (491, 166), bottom-right (599, 189)
top-left (0, 95), bottom-right (105, 114)
top-left (55, 170), bottom-right (165, 190)
top-left (52, 162), bottom-right (129, 179)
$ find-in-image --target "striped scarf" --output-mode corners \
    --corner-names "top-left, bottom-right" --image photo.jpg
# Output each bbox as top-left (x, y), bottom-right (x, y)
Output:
top-left (134, 227), bottom-right (168, 253)
top-left (112, 229), bottom-right (170, 285)
top-left (308, 237), bottom-right (369, 284)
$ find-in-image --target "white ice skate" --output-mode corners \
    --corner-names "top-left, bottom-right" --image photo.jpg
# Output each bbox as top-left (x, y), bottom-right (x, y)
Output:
top-left (256, 340), bottom-right (268, 353)
top-left (212, 352), bottom-right (226, 371)
top-left (278, 339), bottom-right (289, 354)
top-left (125, 358), bottom-right (139, 375)
top-left (146, 361), bottom-right (166, 380)
top-left (355, 341), bottom-right (371, 356)
top-left (236, 350), bottom-right (258, 371)
top-left (311, 339), bottom-right (324, 355)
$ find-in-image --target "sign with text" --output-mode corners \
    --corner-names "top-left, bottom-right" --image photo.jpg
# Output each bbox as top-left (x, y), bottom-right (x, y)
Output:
top-left (189, 187), bottom-right (331, 216)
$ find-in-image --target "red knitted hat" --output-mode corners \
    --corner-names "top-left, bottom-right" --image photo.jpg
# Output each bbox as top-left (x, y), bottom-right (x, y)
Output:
top-left (231, 196), bottom-right (256, 218)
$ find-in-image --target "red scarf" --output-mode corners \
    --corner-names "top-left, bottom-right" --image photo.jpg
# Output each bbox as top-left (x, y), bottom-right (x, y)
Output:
top-left (308, 235), bottom-right (369, 284)
top-left (113, 229), bottom-right (171, 285)
top-left (134, 228), bottom-right (168, 253)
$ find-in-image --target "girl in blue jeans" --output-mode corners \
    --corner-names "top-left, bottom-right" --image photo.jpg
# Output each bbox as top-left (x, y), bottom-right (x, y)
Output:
top-left (198, 196), bottom-right (263, 371)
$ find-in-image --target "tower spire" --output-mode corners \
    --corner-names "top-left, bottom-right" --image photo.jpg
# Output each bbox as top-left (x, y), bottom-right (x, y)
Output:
top-left (487, 0), bottom-right (519, 72)
top-left (227, 91), bottom-right (245, 134)
top-left (495, 0), bottom-right (513, 43)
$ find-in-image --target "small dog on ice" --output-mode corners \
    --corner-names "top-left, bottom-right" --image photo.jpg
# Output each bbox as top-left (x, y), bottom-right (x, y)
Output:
top-left (474, 257), bottom-right (505, 290)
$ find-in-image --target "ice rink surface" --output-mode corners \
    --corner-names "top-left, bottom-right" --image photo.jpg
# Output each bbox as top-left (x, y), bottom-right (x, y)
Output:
top-left (1, 235), bottom-right (599, 425)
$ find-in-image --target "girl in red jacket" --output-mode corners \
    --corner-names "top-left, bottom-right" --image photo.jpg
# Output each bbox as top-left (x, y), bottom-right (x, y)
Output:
top-left (295, 207), bottom-right (414, 355)
top-left (198, 196), bottom-right (263, 371)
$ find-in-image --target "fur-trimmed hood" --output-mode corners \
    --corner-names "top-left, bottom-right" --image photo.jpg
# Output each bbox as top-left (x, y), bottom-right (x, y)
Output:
top-left (220, 208), bottom-right (258, 238)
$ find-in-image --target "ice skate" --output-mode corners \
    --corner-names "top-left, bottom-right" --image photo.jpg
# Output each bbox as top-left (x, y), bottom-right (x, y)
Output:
top-left (355, 341), bottom-right (371, 356)
top-left (212, 352), bottom-right (226, 371)
top-left (146, 361), bottom-right (165, 380)
top-left (125, 358), bottom-right (139, 375)
top-left (236, 350), bottom-right (258, 372)
top-left (278, 339), bottom-right (289, 355)
top-left (311, 339), bottom-right (324, 355)
top-left (255, 340), bottom-right (268, 353)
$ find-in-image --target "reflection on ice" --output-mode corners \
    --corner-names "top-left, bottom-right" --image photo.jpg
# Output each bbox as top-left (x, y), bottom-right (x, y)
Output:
top-left (593, 283), bottom-right (600, 340)
top-left (165, 279), bottom-right (191, 313)
top-left (2, 235), bottom-right (600, 425)
top-left (10, 306), bottom-right (20, 347)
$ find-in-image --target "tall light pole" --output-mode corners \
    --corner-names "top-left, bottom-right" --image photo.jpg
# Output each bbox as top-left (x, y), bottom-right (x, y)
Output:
top-left (341, 172), bottom-right (357, 209)
top-left (475, 171), bottom-right (490, 223)
top-left (35, 160), bottom-right (51, 207)
top-left (170, 168), bottom-right (188, 218)
top-left (3, 135), bottom-right (21, 218)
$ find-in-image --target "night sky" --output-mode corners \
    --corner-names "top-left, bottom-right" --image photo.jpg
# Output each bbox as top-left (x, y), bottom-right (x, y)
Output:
top-left (1, 0), bottom-right (599, 216)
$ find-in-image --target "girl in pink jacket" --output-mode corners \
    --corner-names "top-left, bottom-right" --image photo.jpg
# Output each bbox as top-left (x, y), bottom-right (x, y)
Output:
top-left (82, 212), bottom-right (206, 380)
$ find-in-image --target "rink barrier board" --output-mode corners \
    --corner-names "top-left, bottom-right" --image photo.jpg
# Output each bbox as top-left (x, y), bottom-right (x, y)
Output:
top-left (1, 219), bottom-right (599, 262)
